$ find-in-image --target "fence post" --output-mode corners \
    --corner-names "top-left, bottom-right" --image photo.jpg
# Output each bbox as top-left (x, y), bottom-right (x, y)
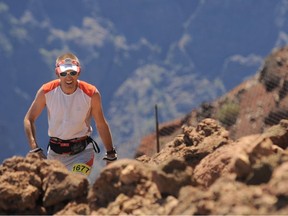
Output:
top-left (155, 104), bottom-right (160, 153)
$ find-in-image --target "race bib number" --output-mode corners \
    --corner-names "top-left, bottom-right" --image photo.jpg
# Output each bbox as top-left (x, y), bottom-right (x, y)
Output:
top-left (72, 163), bottom-right (91, 175)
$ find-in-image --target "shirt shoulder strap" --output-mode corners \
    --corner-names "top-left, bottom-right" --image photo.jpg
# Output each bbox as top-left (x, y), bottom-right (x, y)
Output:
top-left (78, 80), bottom-right (97, 97)
top-left (42, 79), bottom-right (60, 94)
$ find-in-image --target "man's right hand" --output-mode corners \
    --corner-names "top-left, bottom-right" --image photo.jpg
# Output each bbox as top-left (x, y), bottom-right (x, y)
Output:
top-left (29, 147), bottom-right (47, 159)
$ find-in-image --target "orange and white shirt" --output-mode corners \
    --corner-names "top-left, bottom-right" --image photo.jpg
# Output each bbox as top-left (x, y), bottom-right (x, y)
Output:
top-left (42, 79), bottom-right (97, 140)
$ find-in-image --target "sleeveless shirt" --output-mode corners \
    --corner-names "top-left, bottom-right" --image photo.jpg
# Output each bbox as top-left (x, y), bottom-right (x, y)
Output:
top-left (42, 79), bottom-right (97, 140)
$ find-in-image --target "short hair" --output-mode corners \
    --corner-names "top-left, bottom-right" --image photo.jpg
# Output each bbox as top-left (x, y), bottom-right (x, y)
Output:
top-left (55, 52), bottom-right (80, 65)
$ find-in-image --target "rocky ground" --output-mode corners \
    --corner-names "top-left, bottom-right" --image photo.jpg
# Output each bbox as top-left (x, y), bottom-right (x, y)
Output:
top-left (1, 118), bottom-right (288, 214)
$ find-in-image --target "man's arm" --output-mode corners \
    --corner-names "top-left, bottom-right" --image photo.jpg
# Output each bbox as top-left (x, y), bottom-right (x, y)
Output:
top-left (91, 91), bottom-right (116, 159)
top-left (24, 88), bottom-right (46, 151)
top-left (91, 91), bottom-right (113, 150)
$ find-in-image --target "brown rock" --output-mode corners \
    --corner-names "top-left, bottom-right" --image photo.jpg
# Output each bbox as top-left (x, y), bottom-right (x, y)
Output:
top-left (267, 160), bottom-right (288, 197)
top-left (55, 202), bottom-right (90, 215)
top-left (0, 171), bottom-right (40, 212)
top-left (152, 158), bottom-right (194, 196)
top-left (208, 178), bottom-right (277, 215)
top-left (42, 168), bottom-right (88, 207)
top-left (88, 159), bottom-right (161, 214)
top-left (0, 153), bottom-right (89, 215)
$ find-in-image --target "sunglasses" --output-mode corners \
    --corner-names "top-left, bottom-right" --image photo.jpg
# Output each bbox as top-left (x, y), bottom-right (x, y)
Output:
top-left (59, 71), bottom-right (78, 77)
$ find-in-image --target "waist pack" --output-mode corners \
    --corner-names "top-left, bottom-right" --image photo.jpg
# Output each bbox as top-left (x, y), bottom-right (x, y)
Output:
top-left (49, 136), bottom-right (100, 155)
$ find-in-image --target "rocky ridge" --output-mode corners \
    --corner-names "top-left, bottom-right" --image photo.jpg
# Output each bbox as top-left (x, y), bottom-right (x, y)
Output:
top-left (1, 118), bottom-right (288, 214)
top-left (137, 46), bottom-right (288, 158)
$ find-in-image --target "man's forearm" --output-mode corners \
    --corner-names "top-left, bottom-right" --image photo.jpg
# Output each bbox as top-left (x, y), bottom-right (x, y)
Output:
top-left (97, 124), bottom-right (113, 151)
top-left (24, 119), bottom-right (38, 149)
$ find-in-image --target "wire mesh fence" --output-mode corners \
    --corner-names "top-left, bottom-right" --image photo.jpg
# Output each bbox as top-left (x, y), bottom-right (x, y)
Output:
top-left (143, 46), bottom-right (288, 157)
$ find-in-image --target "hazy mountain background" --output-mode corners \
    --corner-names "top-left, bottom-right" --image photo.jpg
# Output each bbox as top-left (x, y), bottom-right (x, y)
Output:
top-left (1, 0), bottom-right (287, 163)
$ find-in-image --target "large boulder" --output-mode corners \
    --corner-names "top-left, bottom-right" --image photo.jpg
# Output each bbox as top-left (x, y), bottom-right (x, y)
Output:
top-left (0, 153), bottom-right (88, 215)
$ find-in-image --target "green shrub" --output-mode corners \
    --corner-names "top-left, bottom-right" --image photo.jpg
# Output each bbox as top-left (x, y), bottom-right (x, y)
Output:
top-left (216, 101), bottom-right (240, 127)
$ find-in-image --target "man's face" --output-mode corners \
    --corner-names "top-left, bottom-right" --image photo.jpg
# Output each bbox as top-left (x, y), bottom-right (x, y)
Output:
top-left (58, 69), bottom-right (80, 92)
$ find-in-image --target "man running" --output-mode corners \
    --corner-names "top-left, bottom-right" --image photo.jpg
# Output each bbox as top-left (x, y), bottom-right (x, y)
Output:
top-left (24, 52), bottom-right (116, 184)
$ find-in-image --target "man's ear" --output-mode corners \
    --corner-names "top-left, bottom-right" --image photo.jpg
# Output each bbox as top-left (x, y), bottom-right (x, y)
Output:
top-left (55, 68), bottom-right (60, 77)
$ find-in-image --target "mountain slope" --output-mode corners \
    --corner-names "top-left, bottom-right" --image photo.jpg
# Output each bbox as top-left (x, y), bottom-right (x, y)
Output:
top-left (137, 46), bottom-right (288, 157)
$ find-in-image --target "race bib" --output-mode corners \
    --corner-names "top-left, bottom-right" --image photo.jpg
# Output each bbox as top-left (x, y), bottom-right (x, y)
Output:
top-left (72, 163), bottom-right (91, 175)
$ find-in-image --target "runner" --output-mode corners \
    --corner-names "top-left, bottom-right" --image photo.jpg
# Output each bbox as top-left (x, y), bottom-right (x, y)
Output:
top-left (24, 52), bottom-right (117, 184)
